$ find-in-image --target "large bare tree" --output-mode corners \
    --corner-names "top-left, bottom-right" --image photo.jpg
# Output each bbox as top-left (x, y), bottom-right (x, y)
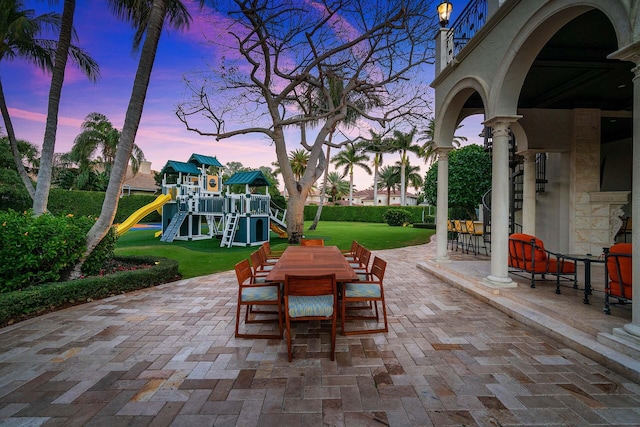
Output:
top-left (177, 0), bottom-right (436, 243)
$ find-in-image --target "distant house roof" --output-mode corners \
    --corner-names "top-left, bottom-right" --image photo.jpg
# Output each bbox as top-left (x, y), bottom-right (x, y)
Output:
top-left (225, 170), bottom-right (271, 186)
top-left (188, 153), bottom-right (223, 168)
top-left (160, 160), bottom-right (201, 175)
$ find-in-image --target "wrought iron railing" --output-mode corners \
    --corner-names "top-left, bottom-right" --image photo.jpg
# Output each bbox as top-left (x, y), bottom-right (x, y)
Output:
top-left (446, 0), bottom-right (488, 63)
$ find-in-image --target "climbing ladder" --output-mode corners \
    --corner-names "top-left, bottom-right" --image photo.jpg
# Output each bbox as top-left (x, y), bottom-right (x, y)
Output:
top-left (220, 213), bottom-right (239, 248)
top-left (160, 211), bottom-right (188, 242)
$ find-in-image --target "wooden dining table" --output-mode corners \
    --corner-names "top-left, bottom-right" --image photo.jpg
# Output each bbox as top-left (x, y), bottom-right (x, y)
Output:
top-left (264, 245), bottom-right (359, 283)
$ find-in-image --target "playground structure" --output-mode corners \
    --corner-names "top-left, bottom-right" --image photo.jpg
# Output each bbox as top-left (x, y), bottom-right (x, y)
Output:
top-left (117, 153), bottom-right (287, 247)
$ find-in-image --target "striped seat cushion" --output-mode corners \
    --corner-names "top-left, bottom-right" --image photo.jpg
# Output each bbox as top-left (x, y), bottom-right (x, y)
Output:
top-left (241, 286), bottom-right (279, 302)
top-left (288, 295), bottom-right (334, 317)
top-left (344, 283), bottom-right (381, 298)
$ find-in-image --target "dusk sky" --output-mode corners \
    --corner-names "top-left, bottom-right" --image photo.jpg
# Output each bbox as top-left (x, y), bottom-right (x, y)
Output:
top-left (4, 0), bottom-right (481, 191)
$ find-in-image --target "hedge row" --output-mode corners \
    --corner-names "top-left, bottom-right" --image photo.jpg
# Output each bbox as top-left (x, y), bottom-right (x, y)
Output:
top-left (47, 189), bottom-right (161, 223)
top-left (28, 189), bottom-right (435, 225)
top-left (304, 205), bottom-right (434, 224)
top-left (0, 255), bottom-right (179, 327)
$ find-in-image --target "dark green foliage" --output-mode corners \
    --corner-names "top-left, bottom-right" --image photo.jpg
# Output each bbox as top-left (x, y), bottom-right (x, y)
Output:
top-left (82, 226), bottom-right (118, 276)
top-left (303, 205), bottom-right (427, 223)
top-left (45, 189), bottom-right (161, 223)
top-left (423, 144), bottom-right (491, 219)
top-left (0, 140), bottom-right (31, 211)
top-left (383, 209), bottom-right (412, 226)
top-left (0, 256), bottom-right (179, 327)
top-left (0, 210), bottom-right (118, 291)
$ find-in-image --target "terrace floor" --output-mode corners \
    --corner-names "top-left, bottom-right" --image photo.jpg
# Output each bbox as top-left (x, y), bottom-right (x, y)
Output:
top-left (1, 237), bottom-right (639, 426)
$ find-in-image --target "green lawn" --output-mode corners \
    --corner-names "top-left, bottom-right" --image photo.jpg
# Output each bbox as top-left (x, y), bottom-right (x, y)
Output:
top-left (115, 221), bottom-right (435, 279)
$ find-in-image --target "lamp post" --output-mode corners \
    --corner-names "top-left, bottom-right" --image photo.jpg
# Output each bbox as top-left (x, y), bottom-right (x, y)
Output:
top-left (437, 0), bottom-right (453, 27)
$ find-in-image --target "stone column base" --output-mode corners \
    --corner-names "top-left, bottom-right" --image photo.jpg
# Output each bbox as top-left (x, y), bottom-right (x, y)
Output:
top-left (483, 275), bottom-right (516, 288)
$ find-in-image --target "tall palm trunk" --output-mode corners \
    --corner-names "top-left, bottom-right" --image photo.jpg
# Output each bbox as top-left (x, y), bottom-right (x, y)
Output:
top-left (71, 0), bottom-right (168, 277)
top-left (348, 166), bottom-right (354, 206)
top-left (0, 78), bottom-right (35, 198)
top-left (373, 156), bottom-right (379, 207)
top-left (33, 0), bottom-right (75, 215)
top-left (400, 155), bottom-right (407, 206)
top-left (309, 143), bottom-right (331, 230)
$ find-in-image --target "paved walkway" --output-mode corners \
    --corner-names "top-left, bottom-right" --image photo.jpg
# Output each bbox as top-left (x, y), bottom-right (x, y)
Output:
top-left (1, 241), bottom-right (640, 426)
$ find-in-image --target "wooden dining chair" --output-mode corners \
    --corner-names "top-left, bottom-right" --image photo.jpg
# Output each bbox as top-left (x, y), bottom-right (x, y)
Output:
top-left (283, 273), bottom-right (338, 362)
top-left (249, 250), bottom-right (272, 282)
top-left (261, 242), bottom-right (284, 259)
top-left (234, 259), bottom-right (283, 339)
top-left (341, 240), bottom-right (359, 261)
top-left (341, 256), bottom-right (388, 335)
top-left (350, 247), bottom-right (372, 280)
top-left (300, 238), bottom-right (324, 246)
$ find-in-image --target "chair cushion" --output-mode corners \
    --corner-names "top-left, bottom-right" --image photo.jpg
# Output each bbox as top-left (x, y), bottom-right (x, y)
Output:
top-left (607, 281), bottom-right (632, 300)
top-left (344, 283), bottom-right (381, 298)
top-left (547, 259), bottom-right (576, 274)
top-left (241, 286), bottom-right (279, 302)
top-left (288, 295), bottom-right (334, 317)
top-left (607, 243), bottom-right (632, 298)
top-left (509, 233), bottom-right (547, 263)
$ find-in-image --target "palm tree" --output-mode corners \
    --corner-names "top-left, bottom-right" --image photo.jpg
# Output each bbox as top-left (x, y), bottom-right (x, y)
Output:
top-left (419, 117), bottom-right (467, 166)
top-left (393, 160), bottom-right (423, 203)
top-left (377, 165), bottom-right (399, 206)
top-left (32, 0), bottom-right (100, 215)
top-left (70, 112), bottom-right (145, 176)
top-left (323, 171), bottom-right (349, 203)
top-left (332, 145), bottom-right (371, 206)
top-left (307, 75), bottom-right (380, 230)
top-left (77, 0), bottom-right (192, 277)
top-left (0, 0), bottom-right (98, 203)
top-left (389, 128), bottom-right (421, 206)
top-left (288, 149), bottom-right (309, 181)
top-left (356, 129), bottom-right (389, 207)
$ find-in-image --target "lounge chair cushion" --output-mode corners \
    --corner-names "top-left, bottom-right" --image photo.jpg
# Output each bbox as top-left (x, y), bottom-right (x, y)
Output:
top-left (607, 243), bottom-right (632, 299)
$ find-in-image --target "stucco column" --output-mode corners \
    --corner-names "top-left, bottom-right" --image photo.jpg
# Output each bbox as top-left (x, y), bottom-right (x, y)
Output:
top-left (435, 147), bottom-right (453, 262)
top-left (608, 44), bottom-right (640, 343)
top-left (483, 117), bottom-right (520, 287)
top-left (620, 61), bottom-right (640, 342)
top-left (521, 151), bottom-right (537, 235)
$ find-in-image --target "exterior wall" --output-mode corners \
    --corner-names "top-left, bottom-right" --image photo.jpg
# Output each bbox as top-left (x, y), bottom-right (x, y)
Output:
top-left (536, 152), bottom-right (570, 253)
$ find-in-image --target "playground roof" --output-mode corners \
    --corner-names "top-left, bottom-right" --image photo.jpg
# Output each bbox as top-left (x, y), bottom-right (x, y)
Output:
top-left (225, 170), bottom-right (271, 186)
top-left (160, 161), bottom-right (201, 175)
top-left (188, 154), bottom-right (223, 168)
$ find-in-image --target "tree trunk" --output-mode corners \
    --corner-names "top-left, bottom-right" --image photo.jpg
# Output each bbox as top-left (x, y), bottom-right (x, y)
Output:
top-left (286, 190), bottom-right (306, 244)
top-left (33, 0), bottom-right (75, 215)
top-left (69, 0), bottom-right (168, 278)
top-left (0, 78), bottom-right (35, 198)
top-left (373, 162), bottom-right (379, 207)
top-left (348, 168), bottom-right (353, 206)
top-left (309, 145), bottom-right (331, 230)
top-left (400, 161), bottom-right (406, 206)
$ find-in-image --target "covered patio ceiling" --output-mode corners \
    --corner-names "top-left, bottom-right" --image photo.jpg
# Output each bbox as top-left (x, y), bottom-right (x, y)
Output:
top-left (462, 9), bottom-right (633, 144)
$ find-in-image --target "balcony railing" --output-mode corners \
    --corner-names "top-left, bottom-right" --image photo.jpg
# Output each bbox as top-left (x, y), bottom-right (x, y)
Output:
top-left (446, 0), bottom-right (487, 63)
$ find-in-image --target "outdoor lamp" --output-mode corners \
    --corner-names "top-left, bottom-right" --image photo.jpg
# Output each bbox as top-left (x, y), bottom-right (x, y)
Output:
top-left (437, 0), bottom-right (453, 27)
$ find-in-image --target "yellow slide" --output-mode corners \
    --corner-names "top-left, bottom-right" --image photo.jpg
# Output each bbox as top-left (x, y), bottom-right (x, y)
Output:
top-left (115, 193), bottom-right (172, 236)
top-left (270, 221), bottom-right (287, 238)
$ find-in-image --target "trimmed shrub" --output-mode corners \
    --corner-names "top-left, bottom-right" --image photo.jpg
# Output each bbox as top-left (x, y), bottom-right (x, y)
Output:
top-left (0, 210), bottom-right (118, 292)
top-left (0, 255), bottom-right (179, 327)
top-left (383, 209), bottom-right (412, 226)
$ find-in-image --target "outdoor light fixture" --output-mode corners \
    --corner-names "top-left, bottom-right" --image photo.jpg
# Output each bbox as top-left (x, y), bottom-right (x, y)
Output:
top-left (437, 0), bottom-right (453, 27)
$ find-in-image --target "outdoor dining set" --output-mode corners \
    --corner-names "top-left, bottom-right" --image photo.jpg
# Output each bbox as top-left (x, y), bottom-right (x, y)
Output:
top-left (234, 240), bottom-right (388, 362)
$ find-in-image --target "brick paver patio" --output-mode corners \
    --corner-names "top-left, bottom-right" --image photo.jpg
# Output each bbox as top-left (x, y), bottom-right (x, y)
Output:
top-left (1, 241), bottom-right (639, 426)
